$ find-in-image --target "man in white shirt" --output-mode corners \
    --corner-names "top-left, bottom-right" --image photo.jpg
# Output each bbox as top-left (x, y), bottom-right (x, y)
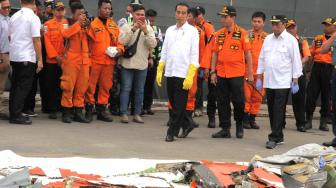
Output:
top-left (256, 15), bottom-right (302, 149)
top-left (8, 0), bottom-right (43, 125)
top-left (0, 0), bottom-right (11, 120)
top-left (156, 2), bottom-right (199, 142)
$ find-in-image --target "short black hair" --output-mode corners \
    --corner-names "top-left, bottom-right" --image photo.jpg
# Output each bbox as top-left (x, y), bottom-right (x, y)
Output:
top-left (175, 2), bottom-right (189, 11)
top-left (132, 4), bottom-right (145, 12)
top-left (196, 6), bottom-right (205, 15)
top-left (252, 11), bottom-right (266, 21)
top-left (98, 0), bottom-right (111, 8)
top-left (146, 9), bottom-right (157, 17)
top-left (188, 7), bottom-right (199, 18)
top-left (69, 0), bottom-right (81, 7)
top-left (70, 2), bottom-right (84, 14)
top-left (35, 0), bottom-right (42, 7)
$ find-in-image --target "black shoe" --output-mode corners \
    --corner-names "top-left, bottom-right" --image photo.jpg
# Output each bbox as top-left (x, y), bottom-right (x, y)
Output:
top-left (297, 125), bottom-right (306, 132)
top-left (147, 109), bottom-right (155, 115)
top-left (212, 129), bottom-right (231, 138)
top-left (236, 122), bottom-right (244, 139)
top-left (191, 119), bottom-right (199, 128)
top-left (22, 110), bottom-right (38, 117)
top-left (323, 141), bottom-right (336, 147)
top-left (243, 120), bottom-right (251, 129)
top-left (243, 113), bottom-right (251, 129)
top-left (305, 117), bottom-right (313, 130)
top-left (96, 105), bottom-right (113, 122)
top-left (266, 141), bottom-right (277, 149)
top-left (9, 115), bottom-right (32, 125)
top-left (165, 134), bottom-right (174, 142)
top-left (85, 104), bottom-right (94, 122)
top-left (48, 112), bottom-right (57, 119)
top-left (62, 107), bottom-right (72, 123)
top-left (179, 126), bottom-right (195, 138)
top-left (319, 118), bottom-right (329, 131)
top-left (208, 117), bottom-right (216, 128)
top-left (73, 108), bottom-right (90, 123)
top-left (249, 114), bottom-right (260, 129)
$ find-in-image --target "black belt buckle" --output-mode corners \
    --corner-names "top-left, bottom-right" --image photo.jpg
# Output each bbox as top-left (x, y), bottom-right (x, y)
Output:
top-left (23, 62), bottom-right (28, 66)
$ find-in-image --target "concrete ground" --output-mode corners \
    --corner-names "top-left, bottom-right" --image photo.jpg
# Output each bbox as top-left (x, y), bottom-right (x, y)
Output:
top-left (0, 103), bottom-right (333, 162)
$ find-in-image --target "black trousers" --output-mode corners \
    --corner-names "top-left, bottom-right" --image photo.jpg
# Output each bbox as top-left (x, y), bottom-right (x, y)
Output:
top-left (217, 76), bottom-right (245, 129)
top-left (166, 77), bottom-right (190, 136)
top-left (292, 75), bottom-right (306, 127)
top-left (331, 70), bottom-right (336, 137)
top-left (9, 61), bottom-right (36, 118)
top-left (195, 69), bottom-right (205, 110)
top-left (207, 77), bottom-right (217, 119)
top-left (266, 88), bottom-right (290, 142)
top-left (143, 61), bottom-right (158, 110)
top-left (306, 62), bottom-right (334, 118)
top-left (44, 63), bottom-right (62, 113)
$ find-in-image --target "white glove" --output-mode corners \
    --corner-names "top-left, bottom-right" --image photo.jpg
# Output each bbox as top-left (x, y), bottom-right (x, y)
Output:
top-left (105, 46), bottom-right (118, 58)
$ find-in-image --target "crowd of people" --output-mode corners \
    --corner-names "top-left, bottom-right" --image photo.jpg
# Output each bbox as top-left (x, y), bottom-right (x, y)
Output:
top-left (0, 0), bottom-right (336, 149)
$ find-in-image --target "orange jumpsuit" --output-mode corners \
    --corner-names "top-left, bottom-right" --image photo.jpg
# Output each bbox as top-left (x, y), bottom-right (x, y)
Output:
top-left (168, 25), bottom-right (206, 111)
top-left (44, 18), bottom-right (68, 64)
top-left (85, 17), bottom-right (124, 105)
top-left (244, 30), bottom-right (267, 115)
top-left (60, 22), bottom-right (91, 108)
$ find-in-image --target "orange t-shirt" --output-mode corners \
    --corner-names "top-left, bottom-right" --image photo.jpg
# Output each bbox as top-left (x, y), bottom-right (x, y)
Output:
top-left (245, 30), bottom-right (267, 76)
top-left (212, 25), bottom-right (251, 78)
top-left (88, 17), bottom-right (124, 65)
top-left (311, 34), bottom-right (332, 64)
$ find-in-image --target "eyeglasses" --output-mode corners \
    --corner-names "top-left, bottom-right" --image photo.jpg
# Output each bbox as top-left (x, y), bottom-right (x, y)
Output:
top-left (1, 6), bottom-right (10, 10)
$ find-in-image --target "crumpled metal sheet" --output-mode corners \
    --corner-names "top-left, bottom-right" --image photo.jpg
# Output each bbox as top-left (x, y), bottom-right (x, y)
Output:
top-left (0, 168), bottom-right (30, 188)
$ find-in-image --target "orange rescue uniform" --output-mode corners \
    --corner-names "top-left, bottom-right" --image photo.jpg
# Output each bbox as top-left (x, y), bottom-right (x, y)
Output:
top-left (198, 18), bottom-right (215, 69)
top-left (85, 17), bottom-right (124, 105)
top-left (244, 30), bottom-right (267, 115)
top-left (212, 24), bottom-right (251, 78)
top-left (44, 18), bottom-right (68, 64)
top-left (60, 22), bottom-right (91, 108)
top-left (311, 34), bottom-right (332, 64)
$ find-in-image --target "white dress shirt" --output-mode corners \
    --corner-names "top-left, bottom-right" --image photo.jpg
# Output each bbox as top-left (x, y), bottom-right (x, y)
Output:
top-left (257, 30), bottom-right (302, 89)
top-left (0, 14), bottom-right (10, 53)
top-left (9, 7), bottom-right (41, 63)
top-left (160, 22), bottom-right (199, 78)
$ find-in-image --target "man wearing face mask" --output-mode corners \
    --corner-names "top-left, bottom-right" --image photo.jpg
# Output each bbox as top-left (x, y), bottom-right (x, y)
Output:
top-left (256, 15), bottom-right (302, 149)
top-left (85, 0), bottom-right (124, 122)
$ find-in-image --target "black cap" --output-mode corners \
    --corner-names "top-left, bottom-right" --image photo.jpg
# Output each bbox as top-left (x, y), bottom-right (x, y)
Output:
top-left (217, 5), bottom-right (236, 16)
top-left (270, 15), bottom-right (287, 23)
top-left (130, 0), bottom-right (143, 5)
top-left (195, 6), bottom-right (205, 15)
top-left (285, 19), bottom-right (296, 28)
top-left (322, 17), bottom-right (336, 25)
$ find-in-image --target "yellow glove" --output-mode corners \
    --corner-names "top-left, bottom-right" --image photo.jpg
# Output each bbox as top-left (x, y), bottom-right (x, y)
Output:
top-left (156, 61), bottom-right (165, 87)
top-left (183, 64), bottom-right (197, 90)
